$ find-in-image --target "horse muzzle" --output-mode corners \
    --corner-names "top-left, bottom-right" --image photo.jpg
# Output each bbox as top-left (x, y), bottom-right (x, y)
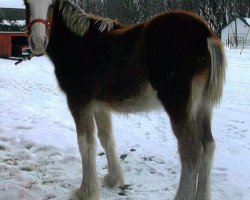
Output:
top-left (26, 19), bottom-right (50, 56)
top-left (29, 35), bottom-right (48, 56)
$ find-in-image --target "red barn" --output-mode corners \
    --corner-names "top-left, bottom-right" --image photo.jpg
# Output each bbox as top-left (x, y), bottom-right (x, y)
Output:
top-left (0, 7), bottom-right (29, 58)
top-left (0, 32), bottom-right (29, 57)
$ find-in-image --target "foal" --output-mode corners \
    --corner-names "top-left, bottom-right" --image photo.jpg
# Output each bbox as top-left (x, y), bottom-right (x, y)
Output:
top-left (23, 0), bottom-right (226, 199)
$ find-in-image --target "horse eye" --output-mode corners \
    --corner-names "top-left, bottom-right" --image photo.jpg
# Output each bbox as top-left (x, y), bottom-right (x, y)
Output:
top-left (52, 0), bottom-right (56, 6)
top-left (48, 4), bottom-right (55, 10)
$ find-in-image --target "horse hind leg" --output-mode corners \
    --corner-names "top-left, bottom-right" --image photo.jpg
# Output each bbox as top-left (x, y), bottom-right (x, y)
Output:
top-left (160, 71), bottom-right (210, 200)
top-left (173, 72), bottom-right (214, 200)
top-left (195, 105), bottom-right (215, 200)
top-left (192, 69), bottom-right (216, 200)
top-left (170, 115), bottom-right (203, 200)
top-left (195, 36), bottom-right (225, 200)
top-left (94, 110), bottom-right (125, 188)
top-left (172, 106), bottom-right (215, 200)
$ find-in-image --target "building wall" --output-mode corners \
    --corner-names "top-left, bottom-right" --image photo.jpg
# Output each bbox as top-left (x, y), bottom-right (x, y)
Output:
top-left (221, 18), bottom-right (250, 47)
top-left (0, 32), bottom-right (27, 57)
top-left (0, 34), bottom-right (12, 57)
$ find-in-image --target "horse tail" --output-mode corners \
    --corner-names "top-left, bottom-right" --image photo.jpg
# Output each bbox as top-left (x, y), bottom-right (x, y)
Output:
top-left (205, 36), bottom-right (226, 105)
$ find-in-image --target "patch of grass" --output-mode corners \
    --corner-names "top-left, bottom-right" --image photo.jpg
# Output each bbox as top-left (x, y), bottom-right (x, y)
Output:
top-left (46, 195), bottom-right (56, 199)
top-left (118, 184), bottom-right (132, 196)
top-left (20, 167), bottom-right (33, 172)
top-left (120, 154), bottom-right (128, 161)
top-left (118, 191), bottom-right (126, 196)
top-left (0, 144), bottom-right (6, 151)
top-left (98, 152), bottom-right (105, 156)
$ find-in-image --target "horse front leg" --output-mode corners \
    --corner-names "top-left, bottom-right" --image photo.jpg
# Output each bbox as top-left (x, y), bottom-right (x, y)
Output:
top-left (94, 110), bottom-right (125, 188)
top-left (69, 102), bottom-right (99, 200)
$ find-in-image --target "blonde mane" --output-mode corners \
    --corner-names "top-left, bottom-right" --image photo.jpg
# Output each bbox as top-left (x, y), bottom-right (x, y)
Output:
top-left (59, 0), bottom-right (118, 36)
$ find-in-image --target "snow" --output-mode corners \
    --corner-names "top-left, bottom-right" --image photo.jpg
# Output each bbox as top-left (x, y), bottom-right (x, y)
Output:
top-left (245, 18), bottom-right (250, 26)
top-left (0, 48), bottom-right (250, 199)
top-left (0, 0), bottom-right (24, 8)
top-left (1, 20), bottom-right (25, 26)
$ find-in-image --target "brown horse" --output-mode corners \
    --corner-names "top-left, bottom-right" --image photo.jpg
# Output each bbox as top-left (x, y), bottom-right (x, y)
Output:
top-left (23, 0), bottom-right (226, 199)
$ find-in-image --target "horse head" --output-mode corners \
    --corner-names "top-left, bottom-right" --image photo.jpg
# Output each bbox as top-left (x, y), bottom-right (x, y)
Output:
top-left (23, 0), bottom-right (55, 56)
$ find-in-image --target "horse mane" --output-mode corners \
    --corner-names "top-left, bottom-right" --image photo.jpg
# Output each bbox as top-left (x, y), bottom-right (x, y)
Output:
top-left (59, 0), bottom-right (120, 36)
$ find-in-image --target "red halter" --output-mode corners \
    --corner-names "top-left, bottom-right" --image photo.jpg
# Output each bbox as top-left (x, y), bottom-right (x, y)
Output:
top-left (26, 19), bottom-right (50, 35)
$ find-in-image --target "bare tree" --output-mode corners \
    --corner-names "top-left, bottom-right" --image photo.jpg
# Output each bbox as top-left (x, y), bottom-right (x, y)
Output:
top-left (72, 0), bottom-right (250, 37)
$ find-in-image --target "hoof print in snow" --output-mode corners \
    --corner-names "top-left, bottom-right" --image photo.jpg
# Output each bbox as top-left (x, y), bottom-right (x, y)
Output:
top-left (0, 144), bottom-right (7, 151)
top-left (5, 158), bottom-right (18, 166)
top-left (15, 126), bottom-right (33, 131)
top-left (45, 195), bottom-right (56, 199)
top-left (167, 168), bottom-right (176, 175)
top-left (23, 142), bottom-right (35, 150)
top-left (48, 152), bottom-right (62, 157)
top-left (24, 181), bottom-right (37, 189)
top-left (142, 156), bottom-right (155, 162)
top-left (149, 168), bottom-right (156, 174)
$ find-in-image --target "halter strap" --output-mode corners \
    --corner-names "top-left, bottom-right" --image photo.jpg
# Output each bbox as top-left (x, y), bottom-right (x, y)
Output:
top-left (26, 19), bottom-right (50, 34)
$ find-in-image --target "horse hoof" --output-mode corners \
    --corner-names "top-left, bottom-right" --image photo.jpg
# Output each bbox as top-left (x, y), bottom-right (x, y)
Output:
top-left (102, 174), bottom-right (125, 188)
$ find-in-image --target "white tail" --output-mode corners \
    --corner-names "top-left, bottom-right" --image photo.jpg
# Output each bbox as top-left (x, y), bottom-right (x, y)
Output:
top-left (206, 37), bottom-right (226, 105)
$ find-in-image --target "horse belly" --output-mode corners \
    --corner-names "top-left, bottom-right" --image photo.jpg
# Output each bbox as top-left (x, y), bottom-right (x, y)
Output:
top-left (96, 83), bottom-right (163, 113)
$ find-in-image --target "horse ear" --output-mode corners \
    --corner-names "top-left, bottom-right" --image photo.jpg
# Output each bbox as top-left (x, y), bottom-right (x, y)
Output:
top-left (24, 1), bottom-right (31, 26)
top-left (113, 20), bottom-right (123, 29)
top-left (53, 0), bottom-right (60, 6)
top-left (46, 3), bottom-right (54, 36)
top-left (47, 4), bottom-right (54, 22)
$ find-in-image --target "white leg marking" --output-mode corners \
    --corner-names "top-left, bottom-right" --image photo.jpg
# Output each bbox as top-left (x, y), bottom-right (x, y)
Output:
top-left (95, 111), bottom-right (124, 187)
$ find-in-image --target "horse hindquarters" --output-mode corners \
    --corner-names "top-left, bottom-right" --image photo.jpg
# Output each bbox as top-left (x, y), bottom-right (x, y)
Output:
top-left (153, 62), bottom-right (215, 200)
top-left (144, 13), bottom-right (225, 200)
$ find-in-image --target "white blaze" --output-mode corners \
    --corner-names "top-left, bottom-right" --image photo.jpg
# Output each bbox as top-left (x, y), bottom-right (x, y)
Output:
top-left (27, 0), bottom-right (53, 54)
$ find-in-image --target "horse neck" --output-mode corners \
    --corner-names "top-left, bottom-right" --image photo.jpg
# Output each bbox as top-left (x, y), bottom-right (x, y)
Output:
top-left (50, 4), bottom-right (101, 41)
top-left (47, 2), bottom-right (144, 67)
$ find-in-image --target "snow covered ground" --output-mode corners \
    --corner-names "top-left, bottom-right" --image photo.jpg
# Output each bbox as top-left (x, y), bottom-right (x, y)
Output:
top-left (0, 48), bottom-right (249, 200)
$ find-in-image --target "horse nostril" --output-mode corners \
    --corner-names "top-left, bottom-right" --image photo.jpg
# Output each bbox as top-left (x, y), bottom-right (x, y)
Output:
top-left (44, 37), bottom-right (47, 48)
top-left (30, 36), bottom-right (35, 50)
